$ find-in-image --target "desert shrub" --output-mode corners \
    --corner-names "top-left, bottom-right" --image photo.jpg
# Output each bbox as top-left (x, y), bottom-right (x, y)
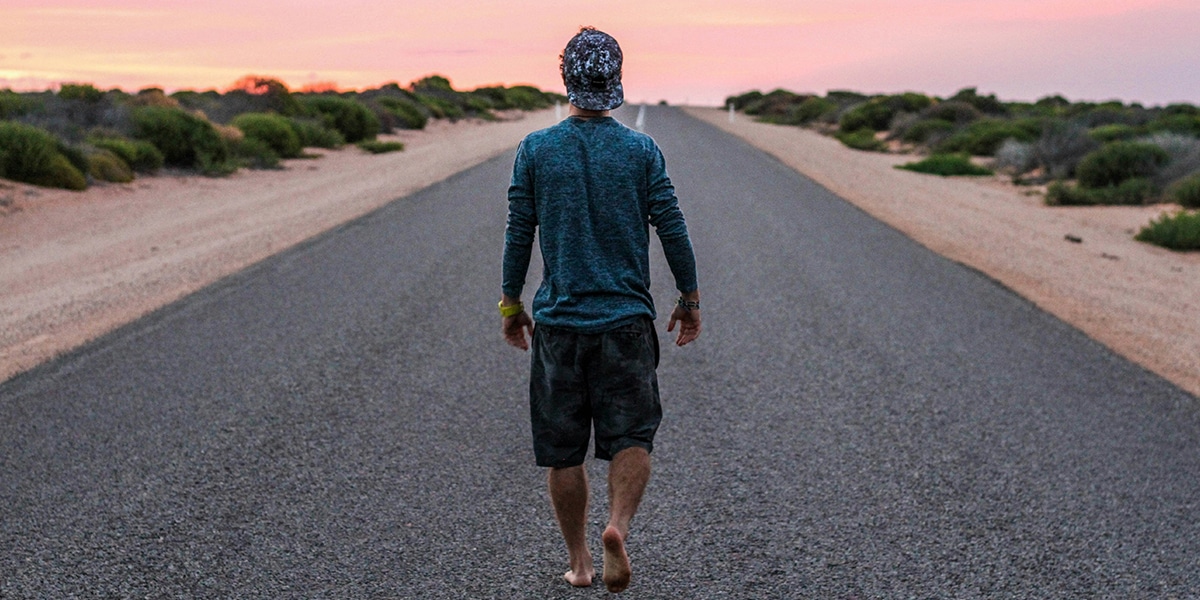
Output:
top-left (301, 96), bottom-right (380, 142)
top-left (897, 153), bottom-right (992, 176)
top-left (1167, 173), bottom-right (1200, 208)
top-left (900, 118), bottom-right (955, 144)
top-left (745, 89), bottom-right (804, 118)
top-left (131, 106), bottom-right (230, 173)
top-left (55, 141), bottom-right (90, 176)
top-left (1076, 141), bottom-right (1169, 189)
top-left (91, 137), bottom-right (164, 173)
top-left (231, 112), bottom-right (302, 158)
top-left (87, 149), bottom-right (134, 183)
top-left (497, 85), bottom-right (554, 110)
top-left (947, 87), bottom-right (1008, 116)
top-left (0, 91), bottom-right (41, 119)
top-left (994, 139), bottom-right (1037, 174)
top-left (792, 97), bottom-right (837, 124)
top-left (1135, 210), bottom-right (1200, 250)
top-left (823, 90), bottom-right (869, 108)
top-left (835, 128), bottom-right (885, 151)
top-left (1045, 179), bottom-right (1154, 206)
top-left (376, 97), bottom-right (427, 130)
top-left (297, 95), bottom-right (376, 143)
top-left (1090, 124), bottom-right (1141, 142)
top-left (286, 117), bottom-right (344, 148)
top-left (415, 94), bottom-right (464, 120)
top-left (357, 140), bottom-right (405, 154)
top-left (921, 101), bottom-right (983, 125)
top-left (1143, 132), bottom-right (1200, 190)
top-left (937, 119), bottom-right (1037, 156)
top-left (725, 90), bottom-right (764, 111)
top-left (227, 76), bottom-right (302, 117)
top-left (1163, 104), bottom-right (1200, 117)
top-left (230, 136), bottom-right (280, 169)
top-left (0, 121), bottom-right (87, 190)
top-left (58, 83), bottom-right (104, 103)
top-left (839, 101), bottom-right (890, 132)
top-left (1036, 122), bottom-right (1098, 179)
top-left (1147, 114), bottom-right (1200, 137)
top-left (464, 96), bottom-right (497, 120)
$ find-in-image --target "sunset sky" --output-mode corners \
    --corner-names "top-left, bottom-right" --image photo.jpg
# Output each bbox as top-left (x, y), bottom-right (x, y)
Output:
top-left (2, 0), bottom-right (1198, 106)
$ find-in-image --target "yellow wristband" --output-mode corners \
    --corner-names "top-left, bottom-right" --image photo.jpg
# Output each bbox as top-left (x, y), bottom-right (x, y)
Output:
top-left (499, 301), bottom-right (524, 318)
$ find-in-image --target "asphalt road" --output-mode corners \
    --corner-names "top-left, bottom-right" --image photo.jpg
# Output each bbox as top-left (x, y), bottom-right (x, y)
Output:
top-left (2, 106), bottom-right (1198, 599)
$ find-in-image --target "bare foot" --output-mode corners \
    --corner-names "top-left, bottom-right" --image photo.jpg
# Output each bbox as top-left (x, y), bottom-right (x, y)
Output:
top-left (602, 526), bottom-right (631, 593)
top-left (563, 566), bottom-right (594, 588)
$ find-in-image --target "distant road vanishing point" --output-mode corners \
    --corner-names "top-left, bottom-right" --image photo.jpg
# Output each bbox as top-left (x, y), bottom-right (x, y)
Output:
top-left (1, 105), bottom-right (1197, 598)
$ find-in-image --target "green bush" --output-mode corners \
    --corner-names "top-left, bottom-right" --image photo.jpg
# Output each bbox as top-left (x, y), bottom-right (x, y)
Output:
top-left (286, 117), bottom-right (344, 148)
top-left (1135, 210), bottom-right (1200, 250)
top-left (414, 94), bottom-right (465, 120)
top-left (921, 101), bottom-right (983, 125)
top-left (377, 97), bottom-right (427, 130)
top-left (839, 101), bottom-right (889, 131)
top-left (1076, 141), bottom-right (1170, 189)
top-left (725, 90), bottom-right (764, 111)
top-left (0, 91), bottom-right (41, 119)
top-left (92, 137), bottom-right (164, 173)
top-left (792, 97), bottom-right (837, 124)
top-left (1036, 122), bottom-right (1097, 179)
top-left (230, 136), bottom-right (280, 169)
top-left (58, 83), bottom-right (104, 103)
top-left (87, 149), bottom-right (134, 183)
top-left (357, 140), bottom-right (405, 154)
top-left (55, 141), bottom-right (90, 176)
top-left (896, 153), bottom-right (993, 176)
top-left (231, 112), bottom-right (302, 158)
top-left (131, 106), bottom-right (231, 173)
top-left (835, 128), bottom-right (885, 151)
top-left (495, 85), bottom-right (554, 110)
top-left (1089, 124), bottom-right (1141, 143)
top-left (301, 96), bottom-right (380, 143)
top-left (0, 121), bottom-right (87, 190)
top-left (947, 87), bottom-right (1008, 115)
top-left (1045, 178), bottom-right (1154, 206)
top-left (1148, 114), bottom-right (1200, 137)
top-left (901, 118), bottom-right (956, 143)
top-left (936, 119), bottom-right (1037, 156)
top-left (1167, 172), bottom-right (1200, 208)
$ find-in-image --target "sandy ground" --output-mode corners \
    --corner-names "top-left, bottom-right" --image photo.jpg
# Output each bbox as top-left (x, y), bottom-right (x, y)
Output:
top-left (686, 106), bottom-right (1200, 399)
top-left (0, 109), bottom-right (560, 383)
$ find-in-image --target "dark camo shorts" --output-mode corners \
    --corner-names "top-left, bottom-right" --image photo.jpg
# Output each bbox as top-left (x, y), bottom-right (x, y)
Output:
top-left (529, 317), bottom-right (662, 468)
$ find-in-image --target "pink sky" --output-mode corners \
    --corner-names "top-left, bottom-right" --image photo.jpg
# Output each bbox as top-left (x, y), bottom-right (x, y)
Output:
top-left (2, 0), bottom-right (1197, 106)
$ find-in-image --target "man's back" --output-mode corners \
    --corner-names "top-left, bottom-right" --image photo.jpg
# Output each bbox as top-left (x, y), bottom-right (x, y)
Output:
top-left (503, 115), bottom-right (696, 333)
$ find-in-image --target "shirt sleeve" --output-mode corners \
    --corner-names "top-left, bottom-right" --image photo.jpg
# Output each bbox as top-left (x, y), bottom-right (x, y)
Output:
top-left (502, 141), bottom-right (537, 299)
top-left (646, 144), bottom-right (698, 293)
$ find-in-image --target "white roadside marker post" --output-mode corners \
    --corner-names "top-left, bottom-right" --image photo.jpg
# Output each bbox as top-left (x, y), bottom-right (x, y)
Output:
top-left (635, 104), bottom-right (646, 132)
top-left (729, 102), bottom-right (735, 123)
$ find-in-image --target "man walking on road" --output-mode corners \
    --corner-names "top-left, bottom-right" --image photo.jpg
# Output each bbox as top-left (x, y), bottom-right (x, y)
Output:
top-left (499, 27), bottom-right (701, 593)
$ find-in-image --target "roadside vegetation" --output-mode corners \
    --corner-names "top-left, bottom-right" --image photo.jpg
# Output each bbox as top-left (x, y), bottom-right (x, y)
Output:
top-left (0, 76), bottom-right (562, 189)
top-left (727, 87), bottom-right (1200, 250)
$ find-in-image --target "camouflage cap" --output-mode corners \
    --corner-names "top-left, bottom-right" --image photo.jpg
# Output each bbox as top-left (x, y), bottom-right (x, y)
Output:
top-left (560, 27), bottom-right (624, 111)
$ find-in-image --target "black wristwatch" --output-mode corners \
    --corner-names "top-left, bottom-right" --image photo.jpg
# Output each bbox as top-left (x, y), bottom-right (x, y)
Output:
top-left (676, 296), bottom-right (700, 311)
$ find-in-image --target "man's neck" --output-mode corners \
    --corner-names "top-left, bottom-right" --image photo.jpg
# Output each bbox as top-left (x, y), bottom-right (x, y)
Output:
top-left (569, 105), bottom-right (610, 119)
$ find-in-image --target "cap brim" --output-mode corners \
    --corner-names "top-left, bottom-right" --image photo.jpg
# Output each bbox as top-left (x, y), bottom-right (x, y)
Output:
top-left (568, 82), bottom-right (624, 111)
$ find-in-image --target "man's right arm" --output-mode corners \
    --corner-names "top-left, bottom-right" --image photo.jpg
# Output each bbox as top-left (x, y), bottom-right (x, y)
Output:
top-left (501, 142), bottom-right (537, 349)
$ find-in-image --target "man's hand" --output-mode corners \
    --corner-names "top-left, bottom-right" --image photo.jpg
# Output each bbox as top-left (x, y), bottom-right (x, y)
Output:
top-left (501, 296), bottom-right (534, 350)
top-left (667, 290), bottom-right (702, 346)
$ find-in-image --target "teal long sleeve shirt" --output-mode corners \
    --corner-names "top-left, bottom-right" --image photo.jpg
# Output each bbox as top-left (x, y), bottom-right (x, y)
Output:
top-left (502, 116), bottom-right (697, 333)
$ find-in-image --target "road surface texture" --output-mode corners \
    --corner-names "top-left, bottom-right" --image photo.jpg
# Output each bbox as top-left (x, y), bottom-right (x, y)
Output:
top-left (2, 106), bottom-right (1198, 598)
